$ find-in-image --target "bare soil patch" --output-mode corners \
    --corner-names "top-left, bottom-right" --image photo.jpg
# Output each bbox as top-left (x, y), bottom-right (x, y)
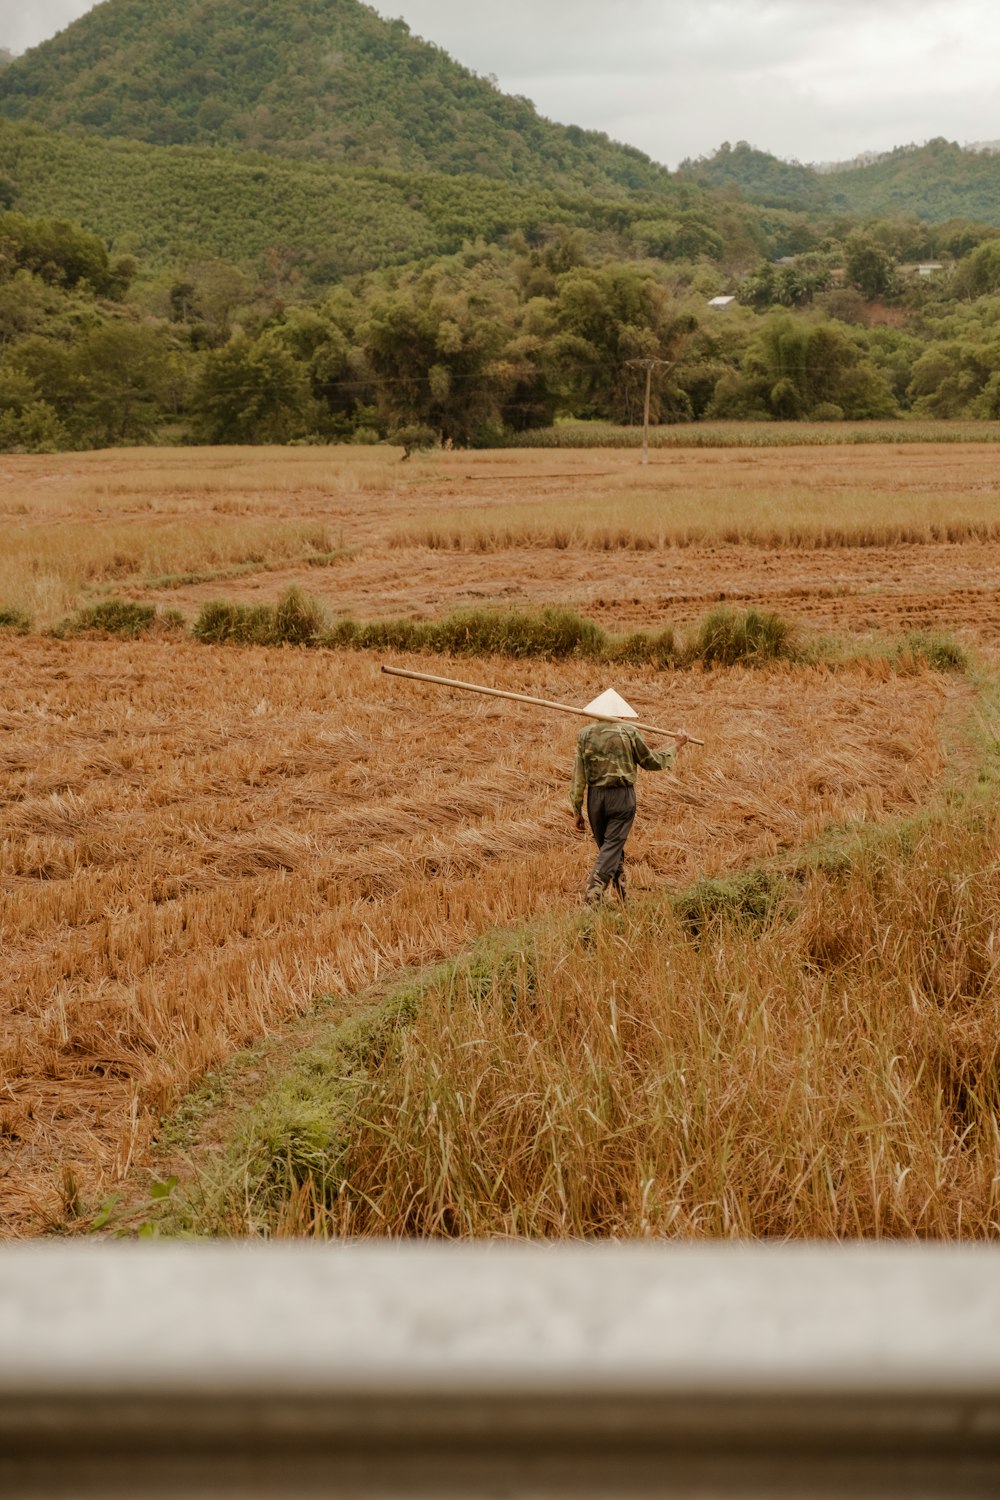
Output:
top-left (142, 538), bottom-right (1000, 643)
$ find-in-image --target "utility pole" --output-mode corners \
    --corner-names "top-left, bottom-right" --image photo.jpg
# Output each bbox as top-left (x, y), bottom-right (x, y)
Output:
top-left (626, 357), bottom-right (675, 466)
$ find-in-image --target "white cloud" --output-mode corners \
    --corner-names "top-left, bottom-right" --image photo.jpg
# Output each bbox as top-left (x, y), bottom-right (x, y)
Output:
top-left (1, 0), bottom-right (96, 54)
top-left (377, 0), bottom-right (1000, 162)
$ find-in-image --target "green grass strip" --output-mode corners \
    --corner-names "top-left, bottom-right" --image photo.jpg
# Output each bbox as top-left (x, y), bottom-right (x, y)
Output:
top-left (191, 587), bottom-right (969, 675)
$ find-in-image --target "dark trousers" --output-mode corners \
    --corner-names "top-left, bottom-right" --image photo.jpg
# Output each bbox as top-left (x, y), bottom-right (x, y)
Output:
top-left (586, 783), bottom-right (636, 890)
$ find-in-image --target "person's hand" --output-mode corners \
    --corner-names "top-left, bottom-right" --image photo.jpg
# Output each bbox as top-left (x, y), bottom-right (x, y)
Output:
top-left (574, 813), bottom-right (586, 832)
top-left (673, 730), bottom-right (690, 749)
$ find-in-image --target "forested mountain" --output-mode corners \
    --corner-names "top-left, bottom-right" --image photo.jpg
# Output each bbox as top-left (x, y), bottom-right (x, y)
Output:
top-left (824, 139), bottom-right (1000, 223)
top-left (681, 139), bottom-right (1000, 226)
top-left (0, 0), bottom-right (670, 196)
top-left (678, 142), bottom-right (826, 211)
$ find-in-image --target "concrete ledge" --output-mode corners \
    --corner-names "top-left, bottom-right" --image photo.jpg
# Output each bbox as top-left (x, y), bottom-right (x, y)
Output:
top-left (2, 1244), bottom-right (1000, 1495)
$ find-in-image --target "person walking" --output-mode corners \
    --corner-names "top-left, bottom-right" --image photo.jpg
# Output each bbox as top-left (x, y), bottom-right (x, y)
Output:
top-left (570, 691), bottom-right (689, 905)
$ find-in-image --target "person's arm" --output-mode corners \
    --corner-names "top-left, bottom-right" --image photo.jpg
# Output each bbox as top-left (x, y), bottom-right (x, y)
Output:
top-left (631, 728), bottom-right (687, 772)
top-left (570, 741), bottom-right (586, 825)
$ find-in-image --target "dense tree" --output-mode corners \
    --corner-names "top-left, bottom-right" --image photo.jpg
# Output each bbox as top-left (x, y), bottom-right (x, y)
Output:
top-left (0, 211), bottom-right (133, 296)
top-left (0, 117), bottom-right (715, 287)
top-left (0, 365), bottom-right (67, 451)
top-left (0, 269), bottom-right (55, 346)
top-left (167, 259), bottom-right (255, 346)
top-left (709, 314), bottom-right (897, 420)
top-left (195, 332), bottom-right (319, 443)
top-left (738, 261), bottom-right (830, 310)
top-left (678, 141), bottom-right (825, 211)
top-left (548, 264), bottom-right (695, 422)
top-left (953, 241), bottom-right (1000, 301)
top-left (272, 297), bottom-right (377, 439)
top-left (12, 322), bottom-right (180, 446)
top-left (361, 257), bottom-right (547, 444)
top-left (844, 233), bottom-right (897, 301)
top-left (907, 331), bottom-right (1000, 416)
top-left (6, 196), bottom-right (1000, 455)
top-left (681, 138), bottom-right (1000, 228)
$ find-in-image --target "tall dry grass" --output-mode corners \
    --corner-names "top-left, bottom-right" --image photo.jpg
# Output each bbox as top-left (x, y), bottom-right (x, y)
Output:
top-left (389, 489), bottom-right (1000, 553)
top-left (0, 446), bottom-right (432, 519)
top-left (0, 445), bottom-right (436, 623)
top-left (0, 635), bottom-right (967, 1235)
top-left (0, 518), bottom-right (345, 625)
top-left (6, 444), bottom-right (1000, 633)
top-left (216, 807), bottom-right (1000, 1240)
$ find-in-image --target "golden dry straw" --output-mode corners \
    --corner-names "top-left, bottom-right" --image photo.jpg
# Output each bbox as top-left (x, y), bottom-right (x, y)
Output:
top-left (0, 633), bottom-right (967, 1236)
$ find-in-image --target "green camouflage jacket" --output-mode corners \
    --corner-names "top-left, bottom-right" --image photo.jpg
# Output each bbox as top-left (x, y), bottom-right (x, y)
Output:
top-left (570, 721), bottom-right (675, 814)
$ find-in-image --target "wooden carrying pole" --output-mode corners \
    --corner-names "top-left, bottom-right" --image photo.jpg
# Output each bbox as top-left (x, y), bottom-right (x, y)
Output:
top-left (381, 665), bottom-right (704, 744)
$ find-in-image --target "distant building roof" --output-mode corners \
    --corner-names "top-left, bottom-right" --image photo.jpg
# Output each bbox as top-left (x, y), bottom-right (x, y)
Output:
top-left (707, 295), bottom-right (736, 308)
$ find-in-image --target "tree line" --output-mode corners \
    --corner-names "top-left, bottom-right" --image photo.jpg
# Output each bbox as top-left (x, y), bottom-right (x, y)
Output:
top-left (4, 207), bottom-right (1000, 453)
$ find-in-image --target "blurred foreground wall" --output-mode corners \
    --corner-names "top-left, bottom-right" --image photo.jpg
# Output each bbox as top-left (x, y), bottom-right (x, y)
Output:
top-left (2, 1244), bottom-right (1000, 1497)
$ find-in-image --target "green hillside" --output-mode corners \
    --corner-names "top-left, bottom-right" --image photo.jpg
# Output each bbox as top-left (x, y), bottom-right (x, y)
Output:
top-left (0, 119), bottom-right (743, 282)
top-left (677, 142), bottom-right (826, 211)
top-left (0, 0), bottom-right (671, 197)
top-left (824, 139), bottom-right (1000, 223)
top-left (681, 139), bottom-right (1000, 226)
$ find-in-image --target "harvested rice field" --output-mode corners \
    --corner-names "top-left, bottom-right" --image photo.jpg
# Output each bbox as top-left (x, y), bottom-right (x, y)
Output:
top-left (4, 442), bottom-right (1000, 637)
top-left (1, 441), bottom-right (997, 1237)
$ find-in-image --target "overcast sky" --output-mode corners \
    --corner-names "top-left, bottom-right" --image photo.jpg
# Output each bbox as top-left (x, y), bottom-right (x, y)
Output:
top-left (3, 0), bottom-right (999, 167)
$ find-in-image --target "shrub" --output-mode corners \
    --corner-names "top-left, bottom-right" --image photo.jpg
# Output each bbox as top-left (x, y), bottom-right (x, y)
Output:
top-left (893, 631), bottom-right (968, 674)
top-left (192, 599), bottom-right (275, 646)
top-left (604, 627), bottom-right (679, 668)
top-left (219, 980), bottom-right (433, 1223)
top-left (690, 606), bottom-right (797, 667)
top-left (0, 401), bottom-right (69, 454)
top-left (193, 587), bottom-right (327, 646)
top-left (323, 606), bottom-right (605, 660)
top-left (272, 586), bottom-right (327, 645)
top-left (672, 869), bottom-right (789, 936)
top-left (431, 606), bottom-right (603, 659)
top-left (56, 599), bottom-right (156, 639)
top-left (393, 424), bottom-right (437, 460)
top-left (324, 617), bottom-right (424, 652)
top-left (0, 606), bottom-right (31, 634)
top-left (196, 597), bottom-right (957, 681)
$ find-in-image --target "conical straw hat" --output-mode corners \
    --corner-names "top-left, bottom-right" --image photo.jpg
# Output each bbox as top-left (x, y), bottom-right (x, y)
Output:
top-left (583, 688), bottom-right (638, 719)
